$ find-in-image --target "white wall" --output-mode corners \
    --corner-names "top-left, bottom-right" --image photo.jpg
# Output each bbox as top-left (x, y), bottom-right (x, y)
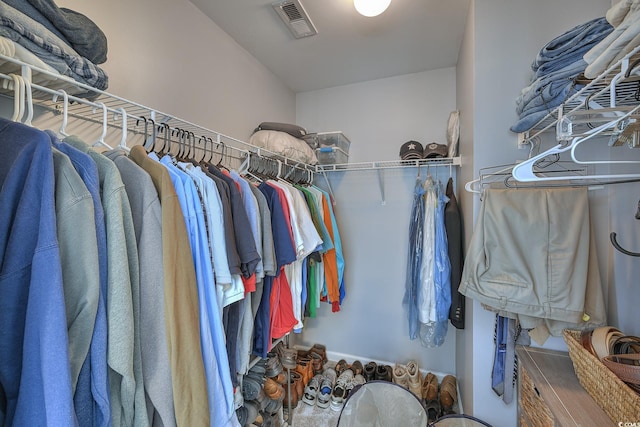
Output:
top-left (455, 0), bottom-right (476, 416)
top-left (296, 68), bottom-right (456, 162)
top-left (468, 1), bottom-right (617, 426)
top-left (55, 0), bottom-right (295, 142)
top-left (294, 69), bottom-right (459, 375)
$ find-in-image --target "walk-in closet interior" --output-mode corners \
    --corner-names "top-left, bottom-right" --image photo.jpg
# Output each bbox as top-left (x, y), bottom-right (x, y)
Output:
top-left (1, 0), bottom-right (639, 426)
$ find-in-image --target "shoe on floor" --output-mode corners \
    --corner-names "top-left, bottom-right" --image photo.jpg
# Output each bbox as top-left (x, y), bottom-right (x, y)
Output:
top-left (392, 363), bottom-right (409, 388)
top-left (440, 374), bottom-right (458, 412)
top-left (329, 369), bottom-right (354, 411)
top-left (405, 360), bottom-right (423, 397)
top-left (316, 369), bottom-right (336, 409)
top-left (375, 364), bottom-right (392, 381)
top-left (301, 374), bottom-right (323, 406)
top-left (334, 359), bottom-right (349, 377)
top-left (350, 360), bottom-right (364, 376)
top-left (345, 373), bottom-right (366, 399)
top-left (422, 372), bottom-right (439, 402)
top-left (364, 361), bottom-right (377, 382)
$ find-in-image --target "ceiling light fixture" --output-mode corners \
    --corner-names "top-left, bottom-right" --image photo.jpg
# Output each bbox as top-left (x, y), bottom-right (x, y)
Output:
top-left (354, 0), bottom-right (391, 17)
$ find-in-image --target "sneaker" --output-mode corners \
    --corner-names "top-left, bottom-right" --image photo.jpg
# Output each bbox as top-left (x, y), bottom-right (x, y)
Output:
top-left (316, 368), bottom-right (336, 409)
top-left (301, 374), bottom-right (323, 406)
top-left (321, 367), bottom-right (337, 393)
top-left (329, 369), bottom-right (354, 411)
top-left (345, 373), bottom-right (366, 398)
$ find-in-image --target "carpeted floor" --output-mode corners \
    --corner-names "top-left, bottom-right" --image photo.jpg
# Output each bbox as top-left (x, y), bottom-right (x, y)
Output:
top-left (289, 402), bottom-right (341, 427)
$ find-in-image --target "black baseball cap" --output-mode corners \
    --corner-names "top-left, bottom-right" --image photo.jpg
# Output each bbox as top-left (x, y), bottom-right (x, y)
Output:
top-left (399, 140), bottom-right (424, 160)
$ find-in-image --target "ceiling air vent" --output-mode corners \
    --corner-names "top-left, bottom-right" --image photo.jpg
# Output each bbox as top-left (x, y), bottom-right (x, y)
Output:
top-left (272, 0), bottom-right (318, 39)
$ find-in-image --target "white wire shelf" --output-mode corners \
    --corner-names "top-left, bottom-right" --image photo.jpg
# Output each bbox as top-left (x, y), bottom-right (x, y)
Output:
top-left (519, 45), bottom-right (640, 143)
top-left (0, 53), bottom-right (463, 178)
top-left (315, 156), bottom-right (461, 172)
top-left (0, 53), bottom-right (317, 175)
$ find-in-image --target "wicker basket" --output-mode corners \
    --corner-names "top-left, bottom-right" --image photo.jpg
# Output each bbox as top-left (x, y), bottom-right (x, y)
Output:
top-left (563, 329), bottom-right (640, 422)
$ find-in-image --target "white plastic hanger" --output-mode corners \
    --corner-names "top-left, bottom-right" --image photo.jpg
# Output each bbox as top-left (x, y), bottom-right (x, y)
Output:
top-left (116, 107), bottom-right (129, 152)
top-left (92, 102), bottom-right (113, 149)
top-left (8, 74), bottom-right (22, 122)
top-left (21, 76), bottom-right (33, 127)
top-left (53, 89), bottom-right (69, 137)
top-left (512, 107), bottom-right (640, 183)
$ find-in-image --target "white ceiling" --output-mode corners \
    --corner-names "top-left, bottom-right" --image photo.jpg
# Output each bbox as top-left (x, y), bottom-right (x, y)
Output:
top-left (188, 0), bottom-right (471, 93)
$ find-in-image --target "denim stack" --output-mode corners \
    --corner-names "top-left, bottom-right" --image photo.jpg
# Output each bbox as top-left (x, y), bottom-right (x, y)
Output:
top-left (510, 16), bottom-right (613, 133)
top-left (0, 0), bottom-right (108, 94)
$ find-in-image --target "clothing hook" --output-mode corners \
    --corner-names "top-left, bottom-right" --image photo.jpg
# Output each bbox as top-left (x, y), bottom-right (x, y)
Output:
top-left (610, 232), bottom-right (640, 257)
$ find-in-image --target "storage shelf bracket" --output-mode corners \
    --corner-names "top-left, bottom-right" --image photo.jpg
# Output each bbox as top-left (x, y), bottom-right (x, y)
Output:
top-left (377, 165), bottom-right (386, 205)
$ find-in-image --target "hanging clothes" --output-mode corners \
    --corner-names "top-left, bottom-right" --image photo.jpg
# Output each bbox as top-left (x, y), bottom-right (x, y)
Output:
top-left (432, 179), bottom-right (451, 346)
top-left (53, 135), bottom-right (111, 427)
top-left (0, 117), bottom-right (77, 426)
top-left (104, 149), bottom-right (176, 427)
top-left (405, 175), bottom-right (452, 348)
top-left (403, 177), bottom-right (426, 340)
top-left (129, 145), bottom-right (211, 427)
top-left (459, 187), bottom-right (606, 341)
top-left (445, 177), bottom-right (465, 330)
top-left (0, 112), bottom-right (347, 427)
top-left (67, 136), bottom-right (149, 427)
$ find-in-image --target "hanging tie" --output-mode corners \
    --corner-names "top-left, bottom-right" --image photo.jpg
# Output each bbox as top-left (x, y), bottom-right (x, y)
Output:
top-left (491, 315), bottom-right (517, 404)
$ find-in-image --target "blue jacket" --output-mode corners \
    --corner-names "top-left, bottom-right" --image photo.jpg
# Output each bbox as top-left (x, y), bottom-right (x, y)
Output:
top-left (0, 118), bottom-right (77, 426)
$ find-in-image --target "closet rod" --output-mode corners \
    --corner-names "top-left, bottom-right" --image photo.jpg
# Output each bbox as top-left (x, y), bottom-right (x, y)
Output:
top-left (0, 54), bottom-right (316, 174)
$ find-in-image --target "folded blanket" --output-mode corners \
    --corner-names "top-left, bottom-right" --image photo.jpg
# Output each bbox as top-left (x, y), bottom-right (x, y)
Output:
top-left (0, 2), bottom-right (107, 90)
top-left (0, 36), bottom-right (102, 98)
top-left (24, 0), bottom-right (107, 64)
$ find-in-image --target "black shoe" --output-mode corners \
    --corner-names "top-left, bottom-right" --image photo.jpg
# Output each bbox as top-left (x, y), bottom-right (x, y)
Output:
top-left (364, 361), bottom-right (377, 382)
top-left (375, 364), bottom-right (392, 381)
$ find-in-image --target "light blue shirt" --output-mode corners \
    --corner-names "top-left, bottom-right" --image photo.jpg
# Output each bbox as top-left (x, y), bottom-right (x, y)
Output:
top-left (159, 158), bottom-right (239, 427)
top-left (433, 180), bottom-right (451, 345)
